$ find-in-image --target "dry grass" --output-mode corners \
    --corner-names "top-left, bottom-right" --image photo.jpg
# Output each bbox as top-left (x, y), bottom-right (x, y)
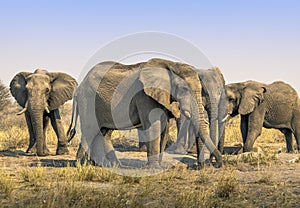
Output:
top-left (0, 105), bottom-right (299, 207)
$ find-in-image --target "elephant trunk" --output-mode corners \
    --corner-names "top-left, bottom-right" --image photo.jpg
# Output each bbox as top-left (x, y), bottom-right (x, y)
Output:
top-left (209, 102), bottom-right (219, 148)
top-left (28, 100), bottom-right (46, 156)
top-left (194, 91), bottom-right (222, 167)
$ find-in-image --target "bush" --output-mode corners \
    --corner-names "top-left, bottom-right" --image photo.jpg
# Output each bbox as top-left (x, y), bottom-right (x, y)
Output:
top-left (0, 80), bottom-right (11, 112)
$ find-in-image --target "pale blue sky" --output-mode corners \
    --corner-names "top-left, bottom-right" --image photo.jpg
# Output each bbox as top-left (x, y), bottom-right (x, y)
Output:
top-left (1, 1), bottom-right (299, 92)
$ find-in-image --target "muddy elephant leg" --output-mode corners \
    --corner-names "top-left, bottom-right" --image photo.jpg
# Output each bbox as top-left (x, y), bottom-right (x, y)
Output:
top-left (159, 119), bottom-right (169, 164)
top-left (49, 109), bottom-right (69, 155)
top-left (42, 116), bottom-right (50, 154)
top-left (25, 112), bottom-right (36, 153)
top-left (243, 111), bottom-right (265, 152)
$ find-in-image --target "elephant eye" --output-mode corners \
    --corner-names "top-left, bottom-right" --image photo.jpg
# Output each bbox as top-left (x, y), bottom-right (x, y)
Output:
top-left (228, 97), bottom-right (236, 102)
top-left (45, 88), bottom-right (50, 94)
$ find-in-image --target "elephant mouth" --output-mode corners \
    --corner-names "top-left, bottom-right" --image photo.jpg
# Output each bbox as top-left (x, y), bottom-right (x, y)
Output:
top-left (16, 100), bottom-right (50, 116)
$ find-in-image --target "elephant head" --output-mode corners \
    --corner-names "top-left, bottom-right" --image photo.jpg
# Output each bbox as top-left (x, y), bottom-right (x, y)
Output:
top-left (10, 69), bottom-right (77, 155)
top-left (199, 67), bottom-right (227, 154)
top-left (225, 81), bottom-right (267, 117)
top-left (141, 58), bottom-right (222, 167)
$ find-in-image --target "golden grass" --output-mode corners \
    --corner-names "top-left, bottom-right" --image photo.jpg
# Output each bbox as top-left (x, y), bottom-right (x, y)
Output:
top-left (0, 105), bottom-right (299, 207)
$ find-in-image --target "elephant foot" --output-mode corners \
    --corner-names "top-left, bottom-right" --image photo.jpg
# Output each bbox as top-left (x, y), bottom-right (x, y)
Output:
top-left (243, 146), bottom-right (253, 152)
top-left (211, 150), bottom-right (223, 168)
top-left (106, 150), bottom-right (121, 167)
top-left (56, 144), bottom-right (69, 155)
top-left (167, 144), bottom-right (188, 154)
top-left (174, 145), bottom-right (188, 155)
top-left (147, 162), bottom-right (162, 170)
top-left (212, 161), bottom-right (222, 168)
top-left (188, 162), bottom-right (204, 170)
top-left (56, 145), bottom-right (69, 155)
top-left (36, 151), bottom-right (49, 157)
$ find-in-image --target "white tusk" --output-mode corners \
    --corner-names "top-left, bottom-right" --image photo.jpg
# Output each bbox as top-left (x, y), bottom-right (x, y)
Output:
top-left (204, 119), bottom-right (210, 125)
top-left (183, 110), bottom-right (191, 119)
top-left (45, 106), bottom-right (50, 114)
top-left (16, 101), bottom-right (28, 115)
top-left (16, 107), bottom-right (27, 115)
top-left (221, 114), bottom-right (231, 123)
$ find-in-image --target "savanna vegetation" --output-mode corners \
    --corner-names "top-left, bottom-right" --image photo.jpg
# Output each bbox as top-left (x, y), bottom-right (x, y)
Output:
top-left (0, 81), bottom-right (299, 208)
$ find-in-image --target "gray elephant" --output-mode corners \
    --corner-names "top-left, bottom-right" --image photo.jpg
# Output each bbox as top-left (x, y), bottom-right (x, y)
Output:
top-left (10, 69), bottom-right (77, 156)
top-left (174, 67), bottom-right (227, 161)
top-left (68, 58), bottom-right (222, 168)
top-left (225, 80), bottom-right (300, 152)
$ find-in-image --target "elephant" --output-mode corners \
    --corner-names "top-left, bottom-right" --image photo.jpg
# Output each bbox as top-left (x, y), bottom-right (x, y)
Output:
top-left (67, 58), bottom-right (222, 168)
top-left (174, 67), bottom-right (227, 161)
top-left (10, 69), bottom-right (77, 156)
top-left (225, 80), bottom-right (300, 152)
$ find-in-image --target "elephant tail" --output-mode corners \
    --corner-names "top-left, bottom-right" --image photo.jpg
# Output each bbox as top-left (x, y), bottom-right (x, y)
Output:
top-left (67, 97), bottom-right (78, 142)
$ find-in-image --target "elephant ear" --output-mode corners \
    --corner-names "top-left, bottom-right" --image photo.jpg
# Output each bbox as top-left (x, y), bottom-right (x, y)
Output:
top-left (238, 86), bottom-right (266, 115)
top-left (48, 72), bottom-right (77, 110)
top-left (139, 67), bottom-right (173, 113)
top-left (10, 72), bottom-right (32, 107)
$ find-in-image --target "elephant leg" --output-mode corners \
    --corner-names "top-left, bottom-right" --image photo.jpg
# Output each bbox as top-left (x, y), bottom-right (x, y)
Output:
top-left (281, 129), bottom-right (293, 153)
top-left (243, 110), bottom-right (265, 152)
top-left (136, 95), bottom-right (162, 168)
top-left (197, 134), bottom-right (222, 168)
top-left (49, 109), bottom-right (69, 155)
top-left (240, 115), bottom-right (248, 145)
top-left (195, 136), bottom-right (205, 168)
top-left (159, 119), bottom-right (169, 164)
top-left (25, 112), bottom-right (36, 153)
top-left (102, 130), bottom-right (120, 167)
top-left (42, 116), bottom-right (50, 154)
top-left (174, 116), bottom-right (189, 154)
top-left (292, 113), bottom-right (300, 151)
top-left (217, 120), bottom-right (226, 154)
top-left (83, 129), bottom-right (120, 167)
top-left (137, 129), bottom-right (147, 151)
top-left (144, 122), bottom-right (161, 168)
top-left (294, 131), bottom-right (300, 152)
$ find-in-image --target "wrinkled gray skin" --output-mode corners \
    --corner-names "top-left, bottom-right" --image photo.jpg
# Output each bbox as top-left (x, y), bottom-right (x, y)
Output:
top-left (10, 69), bottom-right (77, 156)
top-left (174, 67), bottom-right (227, 161)
top-left (174, 67), bottom-right (227, 163)
top-left (68, 59), bottom-right (222, 168)
top-left (225, 80), bottom-right (300, 152)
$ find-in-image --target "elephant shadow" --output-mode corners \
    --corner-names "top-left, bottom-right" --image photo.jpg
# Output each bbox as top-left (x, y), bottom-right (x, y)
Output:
top-left (30, 159), bottom-right (77, 167)
top-left (0, 150), bottom-right (27, 157)
top-left (119, 158), bottom-right (147, 168)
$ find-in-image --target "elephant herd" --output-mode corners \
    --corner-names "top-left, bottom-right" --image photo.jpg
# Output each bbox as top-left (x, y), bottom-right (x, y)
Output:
top-left (9, 58), bottom-right (300, 169)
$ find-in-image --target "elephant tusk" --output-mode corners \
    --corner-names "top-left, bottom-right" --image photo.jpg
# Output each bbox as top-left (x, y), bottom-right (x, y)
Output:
top-left (45, 106), bottom-right (50, 114)
top-left (17, 101), bottom-right (28, 115)
top-left (16, 107), bottom-right (27, 115)
top-left (183, 110), bottom-right (191, 119)
top-left (204, 119), bottom-right (210, 125)
top-left (221, 114), bottom-right (231, 123)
